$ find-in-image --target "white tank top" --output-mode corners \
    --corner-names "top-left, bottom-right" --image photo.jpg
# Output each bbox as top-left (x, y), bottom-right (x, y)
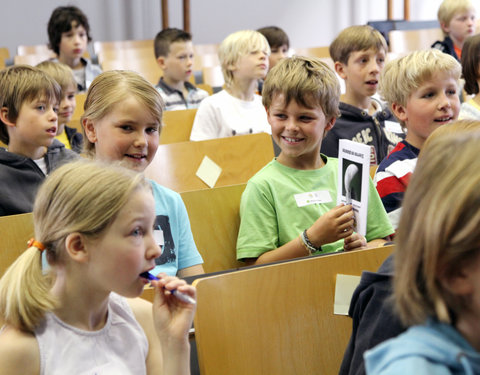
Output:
top-left (34, 293), bottom-right (148, 375)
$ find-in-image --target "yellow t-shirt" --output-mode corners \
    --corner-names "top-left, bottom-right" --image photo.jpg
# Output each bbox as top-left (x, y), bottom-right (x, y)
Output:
top-left (55, 131), bottom-right (71, 150)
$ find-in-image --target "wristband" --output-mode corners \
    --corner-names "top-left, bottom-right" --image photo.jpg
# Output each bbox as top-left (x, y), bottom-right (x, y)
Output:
top-left (300, 229), bottom-right (323, 255)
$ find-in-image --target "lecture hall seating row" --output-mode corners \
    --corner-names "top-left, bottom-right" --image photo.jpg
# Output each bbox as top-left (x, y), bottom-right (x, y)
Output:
top-left (0, 210), bottom-right (393, 374)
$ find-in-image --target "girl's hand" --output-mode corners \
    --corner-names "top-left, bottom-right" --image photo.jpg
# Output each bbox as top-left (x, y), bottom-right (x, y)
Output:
top-left (343, 232), bottom-right (367, 251)
top-left (150, 274), bottom-right (196, 341)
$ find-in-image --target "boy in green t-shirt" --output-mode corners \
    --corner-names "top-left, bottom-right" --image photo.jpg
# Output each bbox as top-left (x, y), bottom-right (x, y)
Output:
top-left (236, 56), bottom-right (394, 265)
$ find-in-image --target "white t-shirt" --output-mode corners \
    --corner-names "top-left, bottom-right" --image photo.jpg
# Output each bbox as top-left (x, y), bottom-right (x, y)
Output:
top-left (190, 90), bottom-right (271, 141)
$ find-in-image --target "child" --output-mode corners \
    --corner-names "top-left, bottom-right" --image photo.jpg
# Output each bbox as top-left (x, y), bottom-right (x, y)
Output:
top-left (190, 30), bottom-right (271, 141)
top-left (257, 26), bottom-right (290, 94)
top-left (365, 129), bottom-right (480, 374)
top-left (322, 25), bottom-right (404, 165)
top-left (0, 65), bottom-right (78, 217)
top-left (36, 61), bottom-right (83, 153)
top-left (374, 49), bottom-right (461, 230)
top-left (236, 56), bottom-right (394, 265)
top-left (460, 34), bottom-right (480, 119)
top-left (431, 0), bottom-right (477, 61)
top-left (154, 28), bottom-right (209, 111)
top-left (47, 5), bottom-right (102, 92)
top-left (0, 159), bottom-right (196, 374)
top-left (256, 26), bottom-right (290, 71)
top-left (82, 70), bottom-right (204, 277)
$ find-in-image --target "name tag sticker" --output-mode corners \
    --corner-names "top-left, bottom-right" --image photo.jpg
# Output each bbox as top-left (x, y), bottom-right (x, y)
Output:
top-left (294, 190), bottom-right (332, 207)
top-left (384, 120), bottom-right (404, 134)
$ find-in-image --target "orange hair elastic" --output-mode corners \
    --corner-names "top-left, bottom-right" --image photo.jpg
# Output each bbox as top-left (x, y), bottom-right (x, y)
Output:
top-left (27, 238), bottom-right (46, 252)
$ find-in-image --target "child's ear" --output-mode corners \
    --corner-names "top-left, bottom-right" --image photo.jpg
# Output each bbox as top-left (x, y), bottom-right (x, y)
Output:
top-left (323, 116), bottom-right (336, 139)
top-left (438, 264), bottom-right (474, 297)
top-left (334, 61), bottom-right (347, 80)
top-left (65, 232), bottom-right (90, 263)
top-left (391, 102), bottom-right (407, 123)
top-left (83, 118), bottom-right (97, 143)
top-left (0, 107), bottom-right (15, 127)
top-left (157, 56), bottom-right (166, 70)
top-left (440, 21), bottom-right (450, 34)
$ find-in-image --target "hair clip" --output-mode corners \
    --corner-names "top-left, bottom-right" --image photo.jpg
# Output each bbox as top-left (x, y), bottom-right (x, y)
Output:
top-left (27, 238), bottom-right (46, 252)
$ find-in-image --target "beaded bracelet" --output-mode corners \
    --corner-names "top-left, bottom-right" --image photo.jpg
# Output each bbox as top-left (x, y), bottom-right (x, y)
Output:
top-left (300, 229), bottom-right (323, 255)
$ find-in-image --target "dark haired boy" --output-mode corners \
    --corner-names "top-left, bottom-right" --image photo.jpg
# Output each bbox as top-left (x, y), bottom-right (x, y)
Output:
top-left (48, 5), bottom-right (102, 92)
top-left (154, 28), bottom-right (208, 111)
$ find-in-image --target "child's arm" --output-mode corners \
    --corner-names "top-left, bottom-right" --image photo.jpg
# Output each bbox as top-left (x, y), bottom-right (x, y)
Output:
top-left (0, 326), bottom-right (40, 375)
top-left (249, 204), bottom-right (355, 265)
top-left (130, 275), bottom-right (196, 375)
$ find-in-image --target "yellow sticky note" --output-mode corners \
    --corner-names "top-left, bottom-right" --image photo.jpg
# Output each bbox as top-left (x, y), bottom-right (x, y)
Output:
top-left (334, 274), bottom-right (361, 315)
top-left (196, 155), bottom-right (222, 188)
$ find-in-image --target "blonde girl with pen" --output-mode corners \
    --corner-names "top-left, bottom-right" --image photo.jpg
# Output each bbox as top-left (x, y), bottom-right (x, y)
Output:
top-left (81, 70), bottom-right (204, 277)
top-left (0, 159), bottom-right (196, 374)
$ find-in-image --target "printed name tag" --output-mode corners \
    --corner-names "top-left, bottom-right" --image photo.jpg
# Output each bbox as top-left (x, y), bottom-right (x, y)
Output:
top-left (294, 190), bottom-right (332, 207)
top-left (384, 120), bottom-right (404, 134)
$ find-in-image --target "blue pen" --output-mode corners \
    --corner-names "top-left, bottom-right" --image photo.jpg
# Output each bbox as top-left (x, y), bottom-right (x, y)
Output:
top-left (140, 271), bottom-right (196, 305)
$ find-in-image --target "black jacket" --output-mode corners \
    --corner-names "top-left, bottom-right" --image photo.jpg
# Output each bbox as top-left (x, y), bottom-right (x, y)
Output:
top-left (338, 255), bottom-right (406, 375)
top-left (0, 139), bottom-right (78, 216)
top-left (322, 100), bottom-right (404, 165)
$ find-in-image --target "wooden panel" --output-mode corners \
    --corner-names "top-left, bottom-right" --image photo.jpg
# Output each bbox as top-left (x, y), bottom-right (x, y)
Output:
top-left (388, 28), bottom-right (443, 53)
top-left (101, 57), bottom-right (162, 86)
top-left (292, 46), bottom-right (330, 58)
top-left (0, 213), bottom-right (34, 277)
top-left (193, 245), bottom-right (394, 375)
top-left (181, 184), bottom-right (246, 273)
top-left (160, 108), bottom-right (197, 144)
top-left (144, 132), bottom-right (274, 192)
top-left (97, 46), bottom-right (155, 65)
top-left (0, 47), bottom-right (10, 69)
top-left (93, 39), bottom-right (154, 55)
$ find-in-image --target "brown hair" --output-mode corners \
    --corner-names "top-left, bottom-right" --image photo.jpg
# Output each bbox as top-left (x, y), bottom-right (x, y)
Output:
top-left (394, 128), bottom-right (480, 326)
top-left (262, 56), bottom-right (340, 120)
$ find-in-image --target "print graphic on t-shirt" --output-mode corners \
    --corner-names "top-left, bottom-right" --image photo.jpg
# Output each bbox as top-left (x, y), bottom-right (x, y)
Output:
top-left (154, 215), bottom-right (176, 265)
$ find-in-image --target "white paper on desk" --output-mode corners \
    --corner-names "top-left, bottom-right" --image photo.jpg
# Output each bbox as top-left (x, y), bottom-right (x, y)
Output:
top-left (334, 274), bottom-right (361, 315)
top-left (337, 140), bottom-right (371, 236)
top-left (196, 155), bottom-right (222, 188)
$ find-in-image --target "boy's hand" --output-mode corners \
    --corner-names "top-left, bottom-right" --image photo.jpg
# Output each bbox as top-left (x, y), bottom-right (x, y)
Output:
top-left (343, 232), bottom-right (367, 251)
top-left (307, 204), bottom-right (354, 247)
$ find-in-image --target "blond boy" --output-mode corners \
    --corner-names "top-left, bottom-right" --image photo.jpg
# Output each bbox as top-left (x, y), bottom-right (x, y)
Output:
top-left (374, 49), bottom-right (461, 229)
top-left (154, 28), bottom-right (209, 111)
top-left (36, 61), bottom-right (83, 153)
top-left (431, 0), bottom-right (476, 61)
top-left (236, 56), bottom-right (393, 265)
top-left (0, 65), bottom-right (77, 216)
top-left (323, 25), bottom-right (403, 165)
top-left (190, 30), bottom-right (271, 140)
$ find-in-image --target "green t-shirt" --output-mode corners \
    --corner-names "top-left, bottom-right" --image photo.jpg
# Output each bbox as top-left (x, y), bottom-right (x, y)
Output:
top-left (236, 156), bottom-right (394, 260)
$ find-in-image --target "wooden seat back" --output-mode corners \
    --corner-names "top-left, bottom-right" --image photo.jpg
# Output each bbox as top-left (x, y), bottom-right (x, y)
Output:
top-left (388, 28), bottom-right (443, 53)
top-left (0, 213), bottom-right (34, 277)
top-left (160, 108), bottom-right (197, 144)
top-left (180, 184), bottom-right (246, 273)
top-left (193, 245), bottom-right (394, 375)
top-left (144, 132), bottom-right (274, 192)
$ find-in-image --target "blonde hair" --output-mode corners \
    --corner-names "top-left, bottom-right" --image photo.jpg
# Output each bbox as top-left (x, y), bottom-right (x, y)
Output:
top-left (81, 70), bottom-right (164, 154)
top-left (0, 159), bottom-right (150, 332)
top-left (329, 25), bottom-right (387, 64)
top-left (262, 56), bottom-right (341, 120)
top-left (36, 61), bottom-right (77, 94)
top-left (379, 49), bottom-right (461, 126)
top-left (438, 0), bottom-right (475, 36)
top-left (0, 65), bottom-right (61, 145)
top-left (394, 128), bottom-right (480, 326)
top-left (218, 30), bottom-right (270, 88)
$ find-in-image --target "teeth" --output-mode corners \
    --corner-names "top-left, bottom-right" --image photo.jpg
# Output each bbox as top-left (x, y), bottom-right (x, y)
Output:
top-left (284, 137), bottom-right (300, 142)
